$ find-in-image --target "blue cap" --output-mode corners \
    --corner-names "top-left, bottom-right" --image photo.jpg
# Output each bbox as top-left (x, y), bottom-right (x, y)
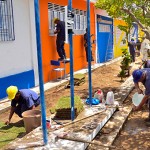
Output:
top-left (132, 69), bottom-right (143, 83)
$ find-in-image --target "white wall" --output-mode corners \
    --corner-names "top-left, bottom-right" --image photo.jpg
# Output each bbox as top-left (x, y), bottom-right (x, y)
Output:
top-left (0, 0), bottom-right (38, 85)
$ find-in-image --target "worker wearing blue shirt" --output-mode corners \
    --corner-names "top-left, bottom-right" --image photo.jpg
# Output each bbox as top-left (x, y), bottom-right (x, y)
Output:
top-left (132, 69), bottom-right (150, 126)
top-left (5, 86), bottom-right (40, 125)
top-left (128, 38), bottom-right (136, 62)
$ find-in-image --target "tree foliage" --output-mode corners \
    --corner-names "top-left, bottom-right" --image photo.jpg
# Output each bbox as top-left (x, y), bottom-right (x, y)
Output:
top-left (95, 0), bottom-right (150, 40)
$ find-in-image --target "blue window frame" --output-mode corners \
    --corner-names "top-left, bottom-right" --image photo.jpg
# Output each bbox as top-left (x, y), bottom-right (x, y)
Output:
top-left (0, 0), bottom-right (15, 41)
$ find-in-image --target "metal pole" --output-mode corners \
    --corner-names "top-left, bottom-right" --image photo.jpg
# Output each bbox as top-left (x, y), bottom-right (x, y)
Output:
top-left (68, 0), bottom-right (75, 121)
top-left (87, 0), bottom-right (92, 106)
top-left (34, 0), bottom-right (48, 145)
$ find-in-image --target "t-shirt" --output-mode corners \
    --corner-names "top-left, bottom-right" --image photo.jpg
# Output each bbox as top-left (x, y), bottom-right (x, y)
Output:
top-left (11, 89), bottom-right (40, 112)
top-left (56, 21), bottom-right (65, 41)
top-left (140, 68), bottom-right (150, 95)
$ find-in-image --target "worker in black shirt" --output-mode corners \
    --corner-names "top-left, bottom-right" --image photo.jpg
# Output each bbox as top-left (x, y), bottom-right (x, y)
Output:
top-left (84, 28), bottom-right (94, 62)
top-left (54, 18), bottom-right (66, 61)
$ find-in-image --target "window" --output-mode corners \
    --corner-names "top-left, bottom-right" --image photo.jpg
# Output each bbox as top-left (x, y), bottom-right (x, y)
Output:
top-left (48, 2), bottom-right (87, 35)
top-left (0, 0), bottom-right (15, 41)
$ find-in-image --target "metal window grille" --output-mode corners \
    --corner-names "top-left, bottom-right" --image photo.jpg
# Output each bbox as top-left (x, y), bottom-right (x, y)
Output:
top-left (0, 0), bottom-right (15, 41)
top-left (48, 2), bottom-right (87, 35)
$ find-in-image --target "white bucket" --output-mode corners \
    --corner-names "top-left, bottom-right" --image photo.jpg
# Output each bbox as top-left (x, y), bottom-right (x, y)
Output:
top-left (106, 91), bottom-right (114, 105)
top-left (132, 92), bottom-right (144, 106)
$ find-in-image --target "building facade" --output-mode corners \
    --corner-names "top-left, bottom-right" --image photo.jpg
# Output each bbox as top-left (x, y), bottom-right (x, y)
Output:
top-left (0, 0), bottom-right (126, 99)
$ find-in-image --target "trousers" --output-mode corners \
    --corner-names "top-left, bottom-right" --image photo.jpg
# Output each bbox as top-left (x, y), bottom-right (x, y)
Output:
top-left (56, 39), bottom-right (66, 59)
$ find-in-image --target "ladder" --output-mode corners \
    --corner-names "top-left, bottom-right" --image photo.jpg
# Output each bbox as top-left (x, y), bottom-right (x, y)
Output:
top-left (105, 25), bottom-right (114, 62)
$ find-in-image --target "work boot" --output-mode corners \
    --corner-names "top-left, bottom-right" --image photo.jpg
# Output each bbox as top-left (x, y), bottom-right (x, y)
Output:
top-left (58, 57), bottom-right (64, 61)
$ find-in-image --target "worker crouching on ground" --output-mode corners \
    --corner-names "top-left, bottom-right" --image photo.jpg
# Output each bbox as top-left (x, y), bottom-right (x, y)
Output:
top-left (132, 69), bottom-right (150, 126)
top-left (5, 86), bottom-right (40, 125)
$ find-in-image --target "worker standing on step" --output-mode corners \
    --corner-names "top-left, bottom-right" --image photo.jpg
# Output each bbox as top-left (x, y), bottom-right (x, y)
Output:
top-left (132, 69), bottom-right (150, 126)
top-left (54, 18), bottom-right (66, 61)
top-left (5, 86), bottom-right (40, 125)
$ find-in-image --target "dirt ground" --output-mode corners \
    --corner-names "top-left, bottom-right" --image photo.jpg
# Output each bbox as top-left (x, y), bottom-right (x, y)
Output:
top-left (0, 57), bottom-right (142, 122)
top-left (0, 56), bottom-right (145, 148)
top-left (112, 89), bottom-right (150, 150)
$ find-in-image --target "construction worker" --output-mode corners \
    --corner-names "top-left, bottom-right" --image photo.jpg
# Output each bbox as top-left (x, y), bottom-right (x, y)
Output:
top-left (54, 18), bottom-right (66, 61)
top-left (128, 38), bottom-right (136, 62)
top-left (84, 28), bottom-right (94, 62)
top-left (141, 38), bottom-right (150, 61)
top-left (136, 39), bottom-right (141, 56)
top-left (139, 59), bottom-right (150, 69)
top-left (132, 69), bottom-right (150, 126)
top-left (5, 86), bottom-right (40, 125)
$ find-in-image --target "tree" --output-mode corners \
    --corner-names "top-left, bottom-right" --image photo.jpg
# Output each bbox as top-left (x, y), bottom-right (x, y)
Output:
top-left (95, 0), bottom-right (150, 40)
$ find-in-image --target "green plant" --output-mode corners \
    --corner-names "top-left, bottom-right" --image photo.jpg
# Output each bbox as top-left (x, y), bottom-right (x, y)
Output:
top-left (119, 48), bottom-right (132, 79)
top-left (121, 48), bottom-right (131, 69)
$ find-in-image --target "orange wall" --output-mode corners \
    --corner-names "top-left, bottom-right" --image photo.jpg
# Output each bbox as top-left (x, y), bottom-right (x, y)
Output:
top-left (39, 0), bottom-right (96, 82)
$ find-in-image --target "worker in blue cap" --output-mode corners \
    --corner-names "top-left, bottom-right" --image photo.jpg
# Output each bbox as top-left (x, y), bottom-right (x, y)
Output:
top-left (132, 69), bottom-right (150, 126)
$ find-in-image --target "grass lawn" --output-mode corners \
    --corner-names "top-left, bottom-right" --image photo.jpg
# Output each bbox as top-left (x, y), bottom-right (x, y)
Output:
top-left (50, 96), bottom-right (84, 119)
top-left (0, 121), bottom-right (25, 148)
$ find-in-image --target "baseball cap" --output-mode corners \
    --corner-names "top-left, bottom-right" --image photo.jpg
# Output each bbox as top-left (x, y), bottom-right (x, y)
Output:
top-left (132, 70), bottom-right (143, 83)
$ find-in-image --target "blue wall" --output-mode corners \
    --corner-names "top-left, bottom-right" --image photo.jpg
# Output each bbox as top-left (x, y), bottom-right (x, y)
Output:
top-left (0, 70), bottom-right (35, 100)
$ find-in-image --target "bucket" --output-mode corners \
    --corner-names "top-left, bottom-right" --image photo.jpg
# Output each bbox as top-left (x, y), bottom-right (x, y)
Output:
top-left (132, 92), bottom-right (144, 106)
top-left (106, 91), bottom-right (114, 105)
top-left (22, 109), bottom-right (41, 133)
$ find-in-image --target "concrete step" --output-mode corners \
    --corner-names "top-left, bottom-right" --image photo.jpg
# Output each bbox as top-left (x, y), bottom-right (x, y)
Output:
top-left (87, 106), bottom-right (132, 150)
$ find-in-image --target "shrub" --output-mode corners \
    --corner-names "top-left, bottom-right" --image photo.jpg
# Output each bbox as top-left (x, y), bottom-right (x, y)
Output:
top-left (119, 48), bottom-right (132, 80)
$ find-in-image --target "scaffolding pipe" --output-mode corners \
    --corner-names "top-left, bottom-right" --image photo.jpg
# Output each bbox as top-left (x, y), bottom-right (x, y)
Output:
top-left (87, 0), bottom-right (92, 106)
top-left (68, 0), bottom-right (75, 121)
top-left (34, 0), bottom-right (48, 145)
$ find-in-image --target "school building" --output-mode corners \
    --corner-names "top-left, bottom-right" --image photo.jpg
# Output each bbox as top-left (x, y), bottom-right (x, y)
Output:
top-left (0, 0), bottom-right (128, 99)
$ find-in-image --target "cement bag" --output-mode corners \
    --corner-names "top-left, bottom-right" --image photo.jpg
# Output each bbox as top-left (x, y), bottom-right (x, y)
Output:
top-left (22, 109), bottom-right (41, 133)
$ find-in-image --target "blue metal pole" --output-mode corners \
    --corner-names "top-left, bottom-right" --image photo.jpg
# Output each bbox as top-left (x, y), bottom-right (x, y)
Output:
top-left (34, 0), bottom-right (48, 145)
top-left (87, 0), bottom-right (92, 106)
top-left (68, 0), bottom-right (75, 121)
